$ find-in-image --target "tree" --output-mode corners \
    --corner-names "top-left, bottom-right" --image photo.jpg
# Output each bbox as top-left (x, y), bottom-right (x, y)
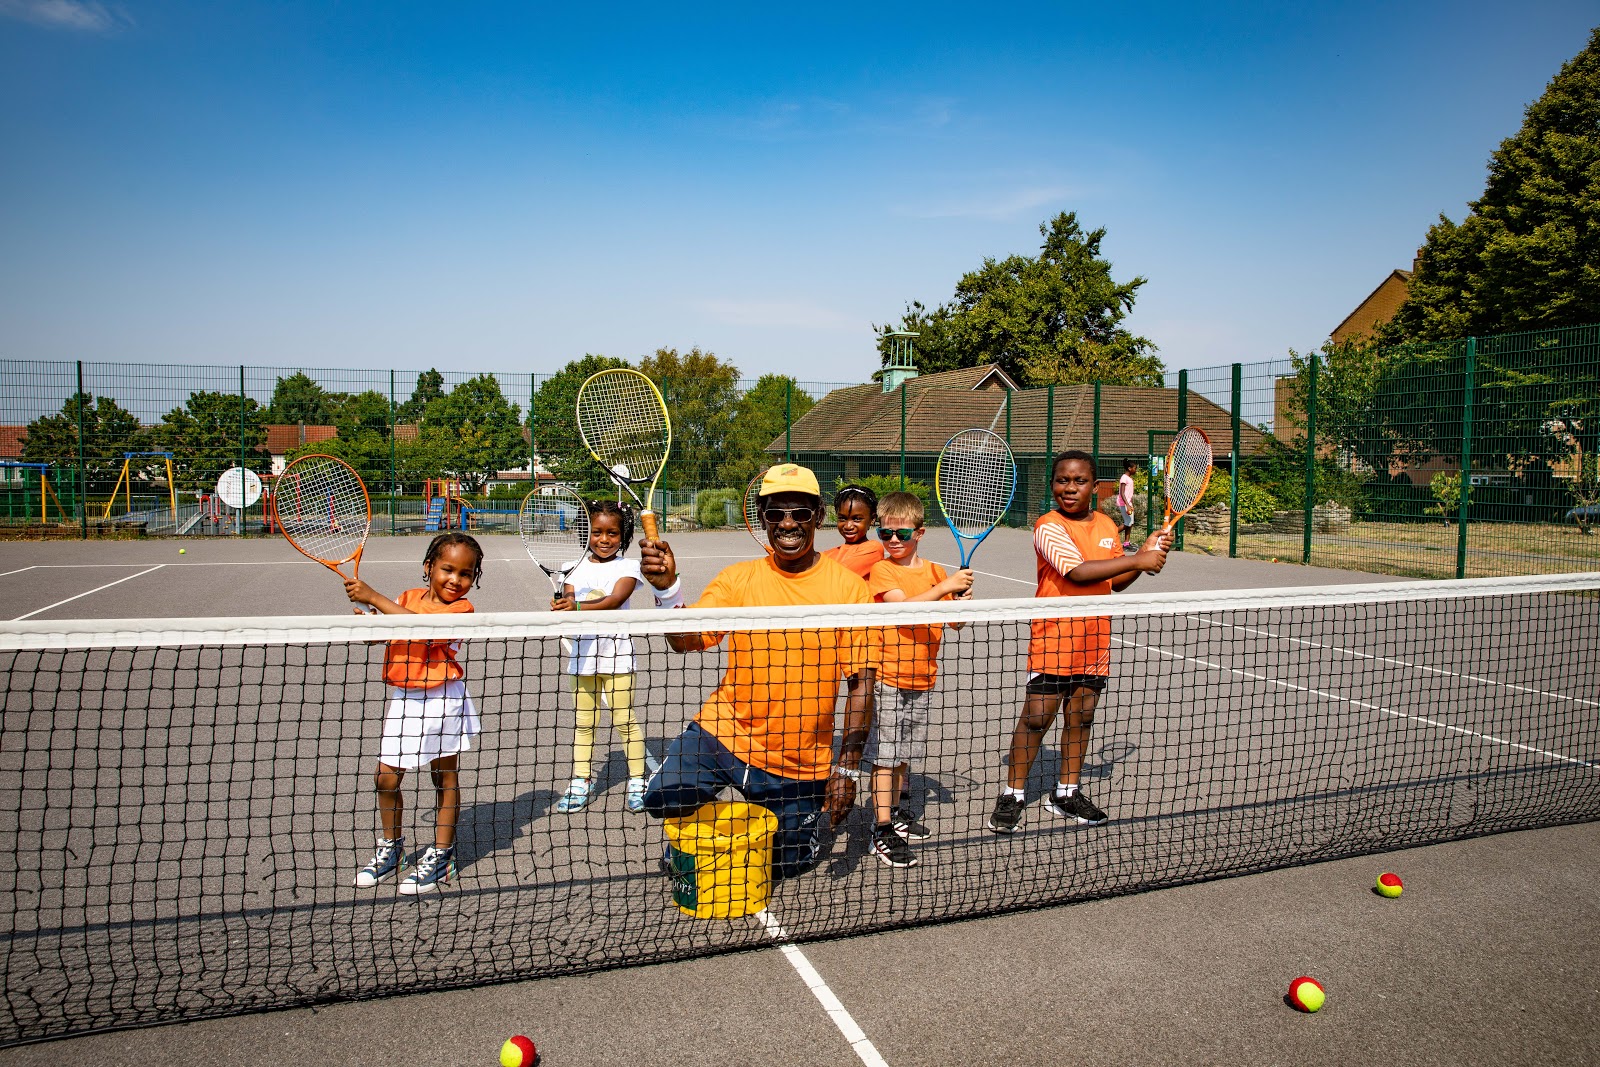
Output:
top-left (327, 389), bottom-right (391, 437)
top-left (638, 347), bottom-right (742, 492)
top-left (398, 369), bottom-right (446, 423)
top-left (720, 374), bottom-right (815, 486)
top-left (155, 391), bottom-right (268, 492)
top-left (875, 212), bottom-right (1163, 387)
top-left (420, 374), bottom-right (525, 493)
top-left (21, 393), bottom-right (147, 491)
top-left (531, 354), bottom-right (632, 490)
top-left (1384, 29), bottom-right (1600, 342)
top-left (265, 372), bottom-right (331, 424)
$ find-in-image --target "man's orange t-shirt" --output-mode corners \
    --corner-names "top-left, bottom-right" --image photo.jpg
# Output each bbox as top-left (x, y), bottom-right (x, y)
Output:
top-left (382, 588), bottom-right (474, 689)
top-left (867, 558), bottom-right (952, 691)
top-left (823, 540), bottom-right (884, 580)
top-left (1028, 510), bottom-right (1121, 677)
top-left (679, 554), bottom-right (870, 780)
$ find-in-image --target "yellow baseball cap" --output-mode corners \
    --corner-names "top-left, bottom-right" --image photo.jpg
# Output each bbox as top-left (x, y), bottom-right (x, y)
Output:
top-left (759, 463), bottom-right (821, 499)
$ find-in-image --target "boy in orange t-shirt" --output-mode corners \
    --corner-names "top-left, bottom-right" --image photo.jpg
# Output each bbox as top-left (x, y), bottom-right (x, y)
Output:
top-left (987, 451), bottom-right (1171, 835)
top-left (863, 492), bottom-right (972, 868)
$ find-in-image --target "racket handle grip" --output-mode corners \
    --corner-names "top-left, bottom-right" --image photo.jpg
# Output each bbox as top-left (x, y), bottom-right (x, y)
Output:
top-left (640, 510), bottom-right (659, 542)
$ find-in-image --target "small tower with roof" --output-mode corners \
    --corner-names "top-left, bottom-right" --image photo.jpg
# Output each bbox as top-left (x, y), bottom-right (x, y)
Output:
top-left (882, 330), bottom-right (920, 393)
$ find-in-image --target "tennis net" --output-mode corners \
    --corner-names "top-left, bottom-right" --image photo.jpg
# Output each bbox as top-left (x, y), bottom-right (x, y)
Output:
top-left (2, 572), bottom-right (1598, 1044)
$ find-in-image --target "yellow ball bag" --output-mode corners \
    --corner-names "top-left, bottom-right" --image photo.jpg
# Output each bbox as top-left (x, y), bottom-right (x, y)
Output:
top-left (663, 801), bottom-right (779, 919)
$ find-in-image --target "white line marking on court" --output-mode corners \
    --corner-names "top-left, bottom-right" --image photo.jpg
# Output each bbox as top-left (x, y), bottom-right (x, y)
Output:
top-left (0, 565), bottom-right (37, 578)
top-left (1116, 637), bottom-right (1600, 769)
top-left (758, 910), bottom-right (889, 1067)
top-left (11, 565), bottom-right (166, 622)
top-left (1195, 616), bottom-right (1600, 710)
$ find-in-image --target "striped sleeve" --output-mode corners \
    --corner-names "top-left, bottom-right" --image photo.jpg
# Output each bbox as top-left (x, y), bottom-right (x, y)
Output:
top-left (1034, 521), bottom-right (1083, 577)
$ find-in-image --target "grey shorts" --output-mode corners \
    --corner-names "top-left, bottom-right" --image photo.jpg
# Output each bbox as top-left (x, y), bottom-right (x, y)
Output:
top-left (864, 683), bottom-right (932, 768)
top-left (1115, 504), bottom-right (1134, 527)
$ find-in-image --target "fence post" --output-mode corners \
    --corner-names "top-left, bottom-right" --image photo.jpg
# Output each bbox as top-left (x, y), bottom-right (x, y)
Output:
top-left (1302, 354), bottom-right (1318, 565)
top-left (1176, 369), bottom-right (1188, 550)
top-left (1091, 381), bottom-right (1101, 478)
top-left (239, 366), bottom-right (246, 536)
top-left (1004, 389), bottom-right (1013, 523)
top-left (76, 360), bottom-right (87, 539)
top-left (1456, 337), bottom-right (1476, 579)
top-left (390, 370), bottom-right (398, 535)
top-left (1045, 384), bottom-right (1055, 511)
top-left (899, 382), bottom-right (907, 490)
top-left (785, 379), bottom-right (792, 462)
top-left (1229, 362), bottom-right (1241, 558)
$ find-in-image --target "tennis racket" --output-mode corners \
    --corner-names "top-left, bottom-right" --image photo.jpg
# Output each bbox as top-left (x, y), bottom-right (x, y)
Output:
top-left (743, 467), bottom-right (770, 554)
top-left (934, 428), bottom-right (1017, 568)
top-left (519, 487), bottom-right (591, 594)
top-left (1160, 426), bottom-right (1214, 534)
top-left (272, 454), bottom-right (372, 607)
top-left (575, 369), bottom-right (672, 542)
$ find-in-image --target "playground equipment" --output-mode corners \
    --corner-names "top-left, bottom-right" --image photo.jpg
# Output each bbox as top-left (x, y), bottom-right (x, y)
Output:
top-left (0, 462), bottom-right (71, 523)
top-left (423, 478), bottom-right (468, 531)
top-left (102, 452), bottom-right (177, 520)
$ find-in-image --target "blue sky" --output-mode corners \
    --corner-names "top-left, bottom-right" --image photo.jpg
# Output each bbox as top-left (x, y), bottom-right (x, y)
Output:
top-left (1, 2), bottom-right (1595, 387)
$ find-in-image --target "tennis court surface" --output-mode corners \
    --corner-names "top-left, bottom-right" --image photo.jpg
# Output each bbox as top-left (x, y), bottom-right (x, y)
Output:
top-left (1, 535), bottom-right (1598, 1064)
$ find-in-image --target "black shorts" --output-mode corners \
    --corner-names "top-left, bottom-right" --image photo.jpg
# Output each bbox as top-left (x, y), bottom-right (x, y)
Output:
top-left (1025, 672), bottom-right (1108, 696)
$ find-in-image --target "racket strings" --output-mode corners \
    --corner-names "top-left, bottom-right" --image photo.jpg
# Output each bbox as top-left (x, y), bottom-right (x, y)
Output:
top-left (938, 430), bottom-right (1016, 534)
top-left (276, 458), bottom-right (370, 564)
top-left (519, 491), bottom-right (591, 573)
top-left (577, 378), bottom-right (669, 482)
top-left (743, 470), bottom-right (768, 547)
top-left (1165, 429), bottom-right (1214, 514)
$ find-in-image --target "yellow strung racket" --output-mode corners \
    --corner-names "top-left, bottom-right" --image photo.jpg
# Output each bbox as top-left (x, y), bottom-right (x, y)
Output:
top-left (272, 453), bottom-right (373, 603)
top-left (575, 368), bottom-right (672, 542)
top-left (1160, 426), bottom-right (1214, 534)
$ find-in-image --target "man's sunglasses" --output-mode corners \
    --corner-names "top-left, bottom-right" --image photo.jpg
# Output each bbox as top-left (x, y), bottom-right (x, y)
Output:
top-left (877, 527), bottom-right (918, 542)
top-left (761, 507), bottom-right (816, 524)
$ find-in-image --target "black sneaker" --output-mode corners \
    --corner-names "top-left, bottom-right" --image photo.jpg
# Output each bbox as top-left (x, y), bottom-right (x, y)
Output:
top-left (987, 794), bottom-right (1024, 834)
top-left (1043, 789), bottom-right (1109, 826)
top-left (871, 825), bottom-right (920, 868)
top-left (891, 806), bottom-right (931, 841)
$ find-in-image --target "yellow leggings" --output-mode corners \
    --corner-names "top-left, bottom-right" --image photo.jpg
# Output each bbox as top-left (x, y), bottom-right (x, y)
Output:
top-left (571, 673), bottom-right (646, 779)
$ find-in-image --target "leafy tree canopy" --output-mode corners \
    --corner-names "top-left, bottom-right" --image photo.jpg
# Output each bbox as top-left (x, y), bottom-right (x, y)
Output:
top-left (1384, 28), bottom-right (1600, 342)
top-left (398, 369), bottom-right (446, 423)
top-left (420, 374), bottom-right (526, 492)
top-left (876, 212), bottom-right (1163, 387)
top-left (156, 391), bottom-right (268, 492)
top-left (638, 347), bottom-right (741, 492)
top-left (265, 372), bottom-right (330, 424)
top-left (723, 374), bottom-right (814, 487)
top-left (22, 393), bottom-right (146, 487)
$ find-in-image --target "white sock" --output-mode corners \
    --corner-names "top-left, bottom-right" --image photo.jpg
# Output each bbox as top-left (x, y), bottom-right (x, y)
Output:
top-left (1057, 783), bottom-right (1078, 797)
top-left (1004, 787), bottom-right (1025, 801)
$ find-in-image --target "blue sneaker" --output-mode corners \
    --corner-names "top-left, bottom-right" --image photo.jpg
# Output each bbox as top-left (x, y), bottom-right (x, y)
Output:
top-left (556, 777), bottom-right (593, 813)
top-left (353, 837), bottom-right (406, 888)
top-left (626, 777), bottom-right (647, 813)
top-left (399, 845), bottom-right (455, 895)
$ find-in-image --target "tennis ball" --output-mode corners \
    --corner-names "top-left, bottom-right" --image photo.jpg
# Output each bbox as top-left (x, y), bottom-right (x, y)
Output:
top-left (1376, 872), bottom-right (1403, 897)
top-left (1288, 975), bottom-right (1325, 1013)
top-left (500, 1035), bottom-right (537, 1067)
top-left (178, 548), bottom-right (186, 554)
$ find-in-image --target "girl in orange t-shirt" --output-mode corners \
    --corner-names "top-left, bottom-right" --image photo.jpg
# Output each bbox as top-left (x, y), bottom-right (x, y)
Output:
top-left (823, 483), bottom-right (884, 579)
top-left (343, 532), bottom-right (484, 895)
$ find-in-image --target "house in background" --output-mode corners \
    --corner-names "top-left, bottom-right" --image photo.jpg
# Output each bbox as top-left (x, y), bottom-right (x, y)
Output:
top-left (1330, 258), bottom-right (1415, 346)
top-left (768, 363), bottom-right (1266, 517)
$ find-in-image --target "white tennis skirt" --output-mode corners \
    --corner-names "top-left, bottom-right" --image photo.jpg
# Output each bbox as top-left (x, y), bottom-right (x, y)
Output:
top-left (378, 678), bottom-right (480, 770)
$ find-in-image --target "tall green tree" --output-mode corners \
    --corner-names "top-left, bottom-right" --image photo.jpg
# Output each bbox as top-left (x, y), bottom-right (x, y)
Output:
top-left (421, 374), bottom-right (525, 492)
top-left (398, 369), bottom-right (446, 422)
top-left (155, 391), bottom-right (268, 492)
top-left (639, 347), bottom-right (741, 491)
top-left (265, 372), bottom-right (331, 424)
top-left (720, 374), bottom-right (815, 486)
top-left (1384, 28), bottom-right (1600, 342)
top-left (876, 212), bottom-right (1163, 387)
top-left (532, 354), bottom-right (632, 490)
top-left (21, 393), bottom-right (147, 492)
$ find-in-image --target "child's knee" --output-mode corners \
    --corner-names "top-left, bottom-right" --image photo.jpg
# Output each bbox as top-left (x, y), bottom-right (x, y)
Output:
top-left (374, 767), bottom-right (403, 791)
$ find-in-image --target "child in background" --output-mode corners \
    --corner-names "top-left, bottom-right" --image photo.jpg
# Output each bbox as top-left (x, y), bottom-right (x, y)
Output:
top-left (1117, 459), bottom-right (1138, 551)
top-left (345, 532), bottom-right (485, 895)
top-left (824, 484), bottom-right (883, 579)
top-left (987, 450), bottom-right (1171, 835)
top-left (551, 500), bottom-right (650, 813)
top-left (864, 491), bottom-right (973, 868)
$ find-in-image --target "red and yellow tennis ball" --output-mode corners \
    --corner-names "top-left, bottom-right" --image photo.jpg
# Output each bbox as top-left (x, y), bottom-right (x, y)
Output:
top-left (500, 1034), bottom-right (537, 1067)
top-left (1288, 975), bottom-right (1325, 1013)
top-left (1377, 872), bottom-right (1403, 897)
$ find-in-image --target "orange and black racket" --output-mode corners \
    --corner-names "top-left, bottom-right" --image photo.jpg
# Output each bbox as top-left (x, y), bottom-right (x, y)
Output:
top-left (1159, 426), bottom-right (1214, 534)
top-left (272, 454), bottom-right (373, 604)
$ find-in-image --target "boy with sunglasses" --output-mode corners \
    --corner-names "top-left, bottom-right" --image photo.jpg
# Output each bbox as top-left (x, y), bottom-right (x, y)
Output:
top-left (863, 492), bottom-right (973, 867)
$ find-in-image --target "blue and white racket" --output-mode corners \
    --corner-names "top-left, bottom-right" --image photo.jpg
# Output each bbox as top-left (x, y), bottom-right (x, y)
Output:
top-left (934, 428), bottom-right (1017, 568)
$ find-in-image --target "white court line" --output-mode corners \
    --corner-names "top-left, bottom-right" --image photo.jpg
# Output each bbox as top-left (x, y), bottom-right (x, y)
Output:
top-left (757, 910), bottom-right (889, 1067)
top-left (11, 565), bottom-right (166, 622)
top-left (0, 565), bottom-right (37, 578)
top-left (1195, 616), bottom-right (1600, 710)
top-left (1115, 637), bottom-right (1600, 770)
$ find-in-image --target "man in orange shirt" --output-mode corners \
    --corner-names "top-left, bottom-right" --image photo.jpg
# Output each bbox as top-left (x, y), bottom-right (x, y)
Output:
top-left (988, 450), bottom-right (1172, 835)
top-left (638, 464), bottom-right (874, 878)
